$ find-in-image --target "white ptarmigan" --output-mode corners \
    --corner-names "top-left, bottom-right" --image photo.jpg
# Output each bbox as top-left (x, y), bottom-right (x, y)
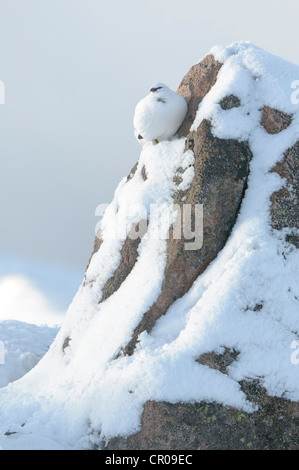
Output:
top-left (133, 83), bottom-right (188, 144)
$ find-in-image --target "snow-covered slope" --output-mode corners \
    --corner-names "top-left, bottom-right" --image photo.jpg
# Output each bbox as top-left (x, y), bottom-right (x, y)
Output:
top-left (0, 42), bottom-right (299, 450)
top-left (0, 260), bottom-right (82, 413)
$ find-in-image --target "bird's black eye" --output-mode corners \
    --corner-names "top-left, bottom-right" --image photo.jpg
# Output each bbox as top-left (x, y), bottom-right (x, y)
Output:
top-left (150, 86), bottom-right (163, 92)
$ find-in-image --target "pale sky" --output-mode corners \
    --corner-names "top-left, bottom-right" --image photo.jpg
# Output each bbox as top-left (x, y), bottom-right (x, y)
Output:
top-left (0, 0), bottom-right (298, 271)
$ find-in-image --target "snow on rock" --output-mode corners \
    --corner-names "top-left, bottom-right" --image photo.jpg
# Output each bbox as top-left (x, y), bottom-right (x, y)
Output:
top-left (0, 41), bottom-right (299, 450)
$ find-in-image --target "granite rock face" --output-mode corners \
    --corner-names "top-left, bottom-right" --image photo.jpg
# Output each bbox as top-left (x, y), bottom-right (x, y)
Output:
top-left (261, 106), bottom-right (293, 134)
top-left (106, 385), bottom-right (299, 450)
top-left (124, 118), bottom-right (251, 355)
top-left (176, 54), bottom-right (222, 136)
top-left (270, 141), bottom-right (299, 248)
top-left (86, 54), bottom-right (299, 450)
top-left (90, 55), bottom-right (252, 357)
top-left (106, 348), bottom-right (299, 450)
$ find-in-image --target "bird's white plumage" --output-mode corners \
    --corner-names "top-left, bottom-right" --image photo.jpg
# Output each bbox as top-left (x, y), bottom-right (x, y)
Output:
top-left (133, 83), bottom-right (187, 144)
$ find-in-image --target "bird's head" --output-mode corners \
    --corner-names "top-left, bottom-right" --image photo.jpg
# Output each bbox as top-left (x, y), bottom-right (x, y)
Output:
top-left (149, 83), bottom-right (168, 94)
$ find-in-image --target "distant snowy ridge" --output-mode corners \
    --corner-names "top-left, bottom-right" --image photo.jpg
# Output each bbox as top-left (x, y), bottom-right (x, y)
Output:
top-left (0, 255), bottom-right (83, 313)
top-left (0, 42), bottom-right (299, 450)
top-left (0, 261), bottom-right (81, 415)
top-left (0, 320), bottom-right (59, 389)
top-left (0, 275), bottom-right (64, 326)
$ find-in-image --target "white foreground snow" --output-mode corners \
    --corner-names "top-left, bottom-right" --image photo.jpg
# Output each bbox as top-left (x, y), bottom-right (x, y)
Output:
top-left (0, 41), bottom-right (299, 450)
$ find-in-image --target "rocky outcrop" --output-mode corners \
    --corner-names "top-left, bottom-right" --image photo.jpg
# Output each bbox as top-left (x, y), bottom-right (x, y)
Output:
top-left (106, 347), bottom-right (299, 450)
top-left (124, 119), bottom-right (251, 355)
top-left (85, 54), bottom-right (252, 358)
top-left (86, 54), bottom-right (298, 450)
top-left (261, 106), bottom-right (293, 134)
top-left (270, 141), bottom-right (299, 248)
top-left (106, 385), bottom-right (299, 450)
top-left (177, 54), bottom-right (222, 136)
